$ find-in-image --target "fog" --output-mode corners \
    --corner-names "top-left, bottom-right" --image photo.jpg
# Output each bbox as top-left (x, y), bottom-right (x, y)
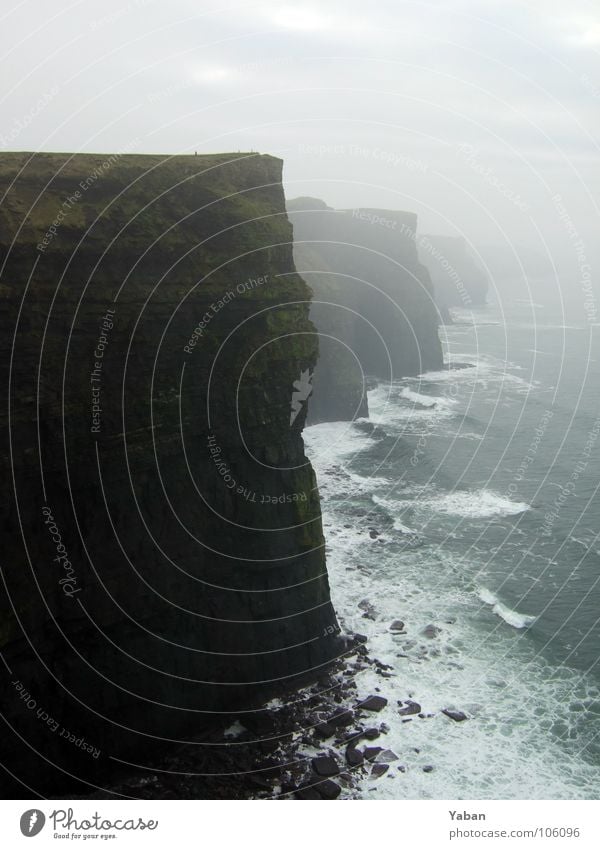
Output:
top-left (2, 0), bottom-right (598, 311)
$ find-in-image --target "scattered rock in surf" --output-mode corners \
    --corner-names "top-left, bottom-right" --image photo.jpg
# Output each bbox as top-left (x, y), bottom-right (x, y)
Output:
top-left (358, 599), bottom-right (377, 620)
top-left (312, 756), bottom-right (340, 777)
top-left (398, 699), bottom-right (421, 716)
top-left (422, 765), bottom-right (434, 773)
top-left (376, 749), bottom-right (399, 763)
top-left (423, 624), bottom-right (441, 639)
top-left (371, 763), bottom-right (389, 778)
top-left (363, 727), bottom-right (380, 740)
top-left (318, 779), bottom-right (342, 799)
top-left (363, 747), bottom-right (384, 762)
top-left (390, 620), bottom-right (405, 632)
top-left (369, 529), bottom-right (380, 539)
top-left (295, 785), bottom-right (321, 800)
top-left (342, 728), bottom-right (364, 746)
top-left (314, 722), bottom-right (336, 740)
top-left (329, 708), bottom-right (354, 728)
top-left (346, 746), bottom-right (364, 767)
top-left (357, 695), bottom-right (388, 712)
top-left (442, 708), bottom-right (468, 722)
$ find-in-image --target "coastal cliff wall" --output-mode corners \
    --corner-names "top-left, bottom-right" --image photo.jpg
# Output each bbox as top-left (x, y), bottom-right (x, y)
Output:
top-left (0, 152), bottom-right (339, 794)
top-left (287, 197), bottom-right (443, 423)
top-left (419, 234), bottom-right (488, 311)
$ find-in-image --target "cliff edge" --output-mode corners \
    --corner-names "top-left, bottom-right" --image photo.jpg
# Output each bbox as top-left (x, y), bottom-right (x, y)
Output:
top-left (0, 152), bottom-right (339, 794)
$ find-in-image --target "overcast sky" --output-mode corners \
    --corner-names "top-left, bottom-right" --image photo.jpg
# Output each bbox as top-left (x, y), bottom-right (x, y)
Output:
top-left (1, 0), bottom-right (599, 291)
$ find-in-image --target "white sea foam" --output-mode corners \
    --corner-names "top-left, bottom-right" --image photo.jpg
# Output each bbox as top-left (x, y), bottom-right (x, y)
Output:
top-left (303, 420), bottom-right (375, 463)
top-left (399, 387), bottom-right (455, 408)
top-left (393, 517), bottom-right (418, 534)
top-left (368, 383), bottom-right (457, 427)
top-left (478, 587), bottom-right (537, 629)
top-left (372, 494), bottom-right (418, 534)
top-left (406, 489), bottom-right (530, 519)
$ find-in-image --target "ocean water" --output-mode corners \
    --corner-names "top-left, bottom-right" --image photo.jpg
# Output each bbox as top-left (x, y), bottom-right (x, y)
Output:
top-left (303, 300), bottom-right (600, 799)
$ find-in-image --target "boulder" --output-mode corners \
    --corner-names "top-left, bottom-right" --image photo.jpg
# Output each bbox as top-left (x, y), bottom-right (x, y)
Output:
top-left (376, 749), bottom-right (399, 763)
top-left (371, 763), bottom-right (389, 778)
top-left (329, 708), bottom-right (354, 728)
top-left (364, 727), bottom-right (381, 740)
top-left (318, 779), bottom-right (341, 799)
top-left (398, 699), bottom-right (421, 716)
top-left (312, 756), bottom-right (340, 777)
top-left (442, 709), bottom-right (468, 722)
top-left (346, 746), bottom-right (364, 767)
top-left (314, 722), bottom-right (336, 740)
top-left (358, 695), bottom-right (388, 712)
top-left (295, 785), bottom-right (321, 800)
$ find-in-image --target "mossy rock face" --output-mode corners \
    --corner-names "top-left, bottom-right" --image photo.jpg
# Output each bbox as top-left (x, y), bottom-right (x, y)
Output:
top-left (287, 197), bottom-right (443, 423)
top-left (0, 152), bottom-right (339, 794)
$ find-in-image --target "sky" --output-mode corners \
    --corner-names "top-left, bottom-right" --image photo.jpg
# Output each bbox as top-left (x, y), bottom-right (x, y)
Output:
top-left (1, 0), bottom-right (599, 298)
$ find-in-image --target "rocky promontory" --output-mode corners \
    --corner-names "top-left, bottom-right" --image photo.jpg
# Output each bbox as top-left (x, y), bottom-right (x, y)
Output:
top-left (287, 197), bottom-right (443, 423)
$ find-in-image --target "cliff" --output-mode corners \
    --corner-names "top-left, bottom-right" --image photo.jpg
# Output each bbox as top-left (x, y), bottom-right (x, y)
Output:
top-left (418, 234), bottom-right (488, 310)
top-left (0, 152), bottom-right (339, 795)
top-left (287, 197), bottom-right (443, 422)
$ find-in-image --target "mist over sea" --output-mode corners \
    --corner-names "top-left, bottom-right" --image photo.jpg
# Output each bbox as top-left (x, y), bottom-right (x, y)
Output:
top-left (304, 298), bottom-right (600, 799)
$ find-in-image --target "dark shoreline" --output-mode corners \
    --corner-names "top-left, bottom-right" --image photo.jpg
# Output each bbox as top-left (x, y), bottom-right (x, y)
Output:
top-left (59, 633), bottom-right (398, 801)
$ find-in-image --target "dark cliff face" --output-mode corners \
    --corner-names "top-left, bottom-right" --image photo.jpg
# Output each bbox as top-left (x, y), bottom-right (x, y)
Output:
top-left (287, 197), bottom-right (443, 423)
top-left (0, 153), bottom-right (338, 794)
top-left (419, 234), bottom-right (488, 310)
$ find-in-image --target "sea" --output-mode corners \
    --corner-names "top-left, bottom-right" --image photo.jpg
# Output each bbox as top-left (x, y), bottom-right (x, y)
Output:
top-left (303, 297), bottom-right (600, 799)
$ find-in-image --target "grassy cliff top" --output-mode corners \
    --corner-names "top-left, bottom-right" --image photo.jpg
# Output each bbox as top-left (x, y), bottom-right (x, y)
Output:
top-left (0, 151), bottom-right (281, 177)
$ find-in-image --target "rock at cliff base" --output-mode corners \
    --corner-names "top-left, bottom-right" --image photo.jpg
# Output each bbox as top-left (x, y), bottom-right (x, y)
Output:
top-left (358, 695), bottom-right (388, 712)
top-left (317, 779), bottom-right (342, 799)
top-left (295, 785), bottom-right (321, 800)
top-left (398, 699), bottom-right (421, 716)
top-left (328, 708), bottom-right (354, 728)
top-left (363, 727), bottom-right (381, 740)
top-left (371, 763), bottom-right (389, 779)
top-left (376, 749), bottom-right (399, 763)
top-left (312, 756), bottom-right (340, 777)
top-left (314, 722), bottom-right (336, 740)
top-left (346, 746), bottom-right (364, 767)
top-left (442, 709), bottom-right (469, 722)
